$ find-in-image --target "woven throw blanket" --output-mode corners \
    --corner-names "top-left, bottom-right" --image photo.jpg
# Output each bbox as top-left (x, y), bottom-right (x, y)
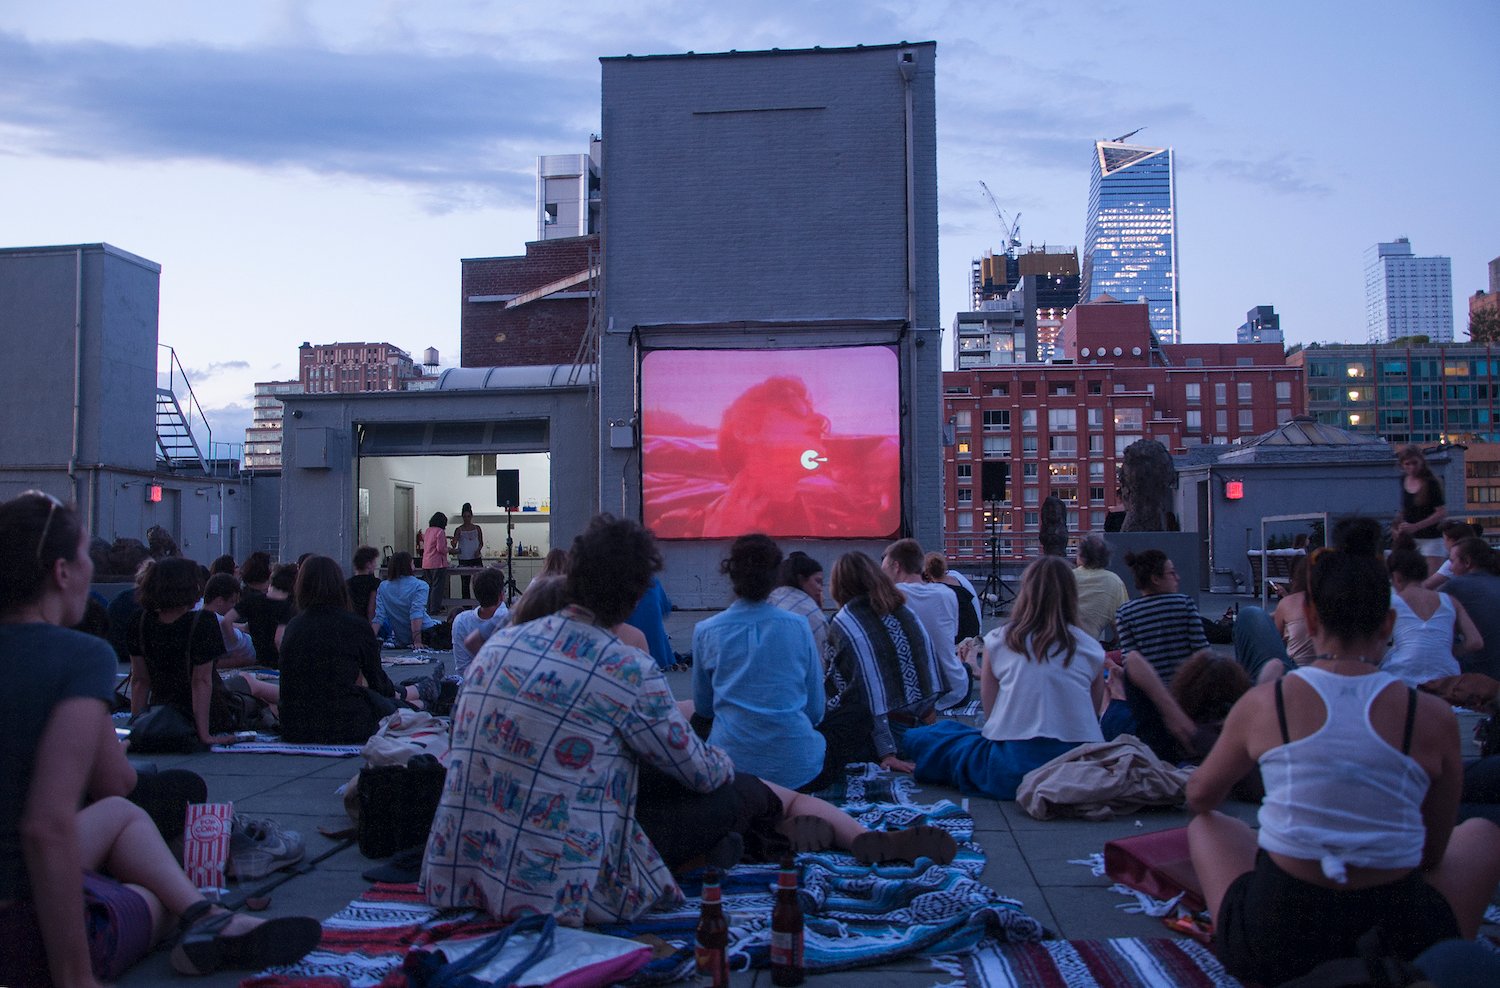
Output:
top-left (249, 771), bottom-right (1042, 986)
top-left (961, 937), bottom-right (1243, 988)
top-left (209, 736), bottom-right (363, 757)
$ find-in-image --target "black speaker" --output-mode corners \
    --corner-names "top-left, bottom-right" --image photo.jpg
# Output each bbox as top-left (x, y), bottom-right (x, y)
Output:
top-left (496, 469), bottom-right (520, 509)
top-left (980, 460), bottom-right (1008, 503)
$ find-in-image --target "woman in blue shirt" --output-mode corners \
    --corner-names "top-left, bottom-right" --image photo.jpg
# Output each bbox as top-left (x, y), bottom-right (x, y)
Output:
top-left (374, 551), bottom-right (445, 648)
top-left (691, 534), bottom-right (827, 790)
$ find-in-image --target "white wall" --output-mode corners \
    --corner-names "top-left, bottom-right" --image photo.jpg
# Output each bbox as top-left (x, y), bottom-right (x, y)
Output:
top-left (356, 452), bottom-right (552, 558)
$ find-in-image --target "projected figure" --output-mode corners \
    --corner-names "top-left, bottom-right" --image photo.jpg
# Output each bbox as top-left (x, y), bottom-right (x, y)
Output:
top-left (702, 377), bottom-right (830, 538)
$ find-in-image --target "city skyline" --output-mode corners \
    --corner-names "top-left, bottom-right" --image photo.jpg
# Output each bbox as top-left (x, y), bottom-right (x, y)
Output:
top-left (1, 1), bottom-right (1496, 445)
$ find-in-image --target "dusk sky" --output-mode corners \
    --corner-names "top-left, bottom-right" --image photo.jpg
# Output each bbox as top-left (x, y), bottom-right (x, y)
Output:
top-left (3, 1), bottom-right (1496, 447)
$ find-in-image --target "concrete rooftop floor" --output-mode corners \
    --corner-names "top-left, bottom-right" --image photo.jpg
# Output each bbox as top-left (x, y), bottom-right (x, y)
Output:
top-left (113, 593), bottom-right (1491, 987)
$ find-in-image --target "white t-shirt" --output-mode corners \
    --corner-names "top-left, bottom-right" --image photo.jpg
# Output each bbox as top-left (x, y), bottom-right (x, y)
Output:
top-left (451, 605), bottom-right (509, 673)
top-left (896, 581), bottom-right (968, 709)
top-left (980, 625), bottom-right (1105, 743)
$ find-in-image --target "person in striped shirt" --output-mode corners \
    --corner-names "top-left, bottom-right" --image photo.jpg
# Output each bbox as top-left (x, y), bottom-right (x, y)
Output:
top-left (1114, 549), bottom-right (1210, 761)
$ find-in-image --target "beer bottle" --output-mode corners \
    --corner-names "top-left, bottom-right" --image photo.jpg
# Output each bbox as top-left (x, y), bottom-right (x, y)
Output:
top-left (696, 868), bottom-right (730, 988)
top-left (770, 856), bottom-right (805, 987)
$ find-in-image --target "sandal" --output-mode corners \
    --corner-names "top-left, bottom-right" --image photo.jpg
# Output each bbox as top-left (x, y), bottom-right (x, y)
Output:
top-left (170, 900), bottom-right (323, 975)
top-left (783, 815), bottom-right (836, 852)
top-left (850, 825), bottom-right (957, 866)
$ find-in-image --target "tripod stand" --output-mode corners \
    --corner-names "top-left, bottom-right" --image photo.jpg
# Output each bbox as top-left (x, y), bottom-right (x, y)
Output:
top-left (502, 507), bottom-right (521, 604)
top-left (978, 499), bottom-right (1015, 617)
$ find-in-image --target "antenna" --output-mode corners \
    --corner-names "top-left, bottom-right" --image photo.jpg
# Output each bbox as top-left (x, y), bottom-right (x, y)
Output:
top-left (978, 181), bottom-right (1022, 256)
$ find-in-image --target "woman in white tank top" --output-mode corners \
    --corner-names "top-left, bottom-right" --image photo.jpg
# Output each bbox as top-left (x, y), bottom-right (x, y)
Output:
top-left (1385, 544), bottom-right (1482, 687)
top-left (1184, 523), bottom-right (1500, 986)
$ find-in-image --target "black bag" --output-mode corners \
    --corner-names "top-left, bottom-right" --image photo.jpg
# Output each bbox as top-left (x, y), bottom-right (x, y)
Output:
top-left (127, 704), bottom-right (206, 753)
top-left (356, 755), bottom-right (447, 859)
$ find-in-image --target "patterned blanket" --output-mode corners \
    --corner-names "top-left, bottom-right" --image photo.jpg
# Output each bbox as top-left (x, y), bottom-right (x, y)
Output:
top-left (208, 738), bottom-right (363, 757)
top-left (248, 767), bottom-right (1042, 985)
top-left (960, 937), bottom-right (1242, 988)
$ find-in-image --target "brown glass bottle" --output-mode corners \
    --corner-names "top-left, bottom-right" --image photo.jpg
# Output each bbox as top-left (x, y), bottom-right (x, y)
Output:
top-left (770, 856), bottom-right (805, 987)
top-left (696, 868), bottom-right (730, 988)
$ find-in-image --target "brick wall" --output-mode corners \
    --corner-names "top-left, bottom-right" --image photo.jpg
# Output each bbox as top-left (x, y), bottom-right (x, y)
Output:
top-left (460, 236), bottom-right (595, 367)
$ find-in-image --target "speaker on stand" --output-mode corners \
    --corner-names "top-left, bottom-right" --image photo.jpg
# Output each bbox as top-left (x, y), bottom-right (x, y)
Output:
top-left (496, 470), bottom-right (521, 603)
top-left (979, 461), bottom-right (1015, 616)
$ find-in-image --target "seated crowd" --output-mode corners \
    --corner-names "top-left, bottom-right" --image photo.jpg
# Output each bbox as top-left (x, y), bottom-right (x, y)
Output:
top-left (9, 486), bottom-right (1500, 986)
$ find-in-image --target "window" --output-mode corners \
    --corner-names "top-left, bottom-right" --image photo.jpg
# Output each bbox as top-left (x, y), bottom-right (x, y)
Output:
top-left (1087, 408), bottom-right (1104, 428)
top-left (956, 464), bottom-right (972, 481)
top-left (956, 511), bottom-right (973, 531)
top-left (954, 410), bottom-right (972, 430)
top-left (957, 441), bottom-right (970, 457)
top-left (467, 453), bottom-right (497, 476)
top-left (1088, 380), bottom-right (1103, 395)
top-left (989, 384), bottom-right (1009, 397)
top-left (1022, 462), bottom-right (1040, 479)
top-left (958, 489), bottom-right (973, 504)
top-left (1089, 461), bottom-right (1105, 480)
top-left (1050, 435), bottom-right (1078, 456)
top-left (1114, 408), bottom-right (1144, 431)
top-left (1050, 383), bottom-right (1074, 396)
top-left (1216, 410), bottom-right (1228, 432)
top-left (1276, 381), bottom-right (1291, 402)
top-left (1185, 383), bottom-right (1200, 403)
top-left (1215, 383), bottom-right (1227, 404)
top-left (1021, 409), bottom-right (1038, 428)
top-left (1090, 486), bottom-right (1106, 503)
top-left (1114, 435), bottom-right (1135, 456)
top-left (1022, 436), bottom-right (1039, 455)
top-left (543, 203), bottom-right (559, 225)
top-left (1024, 487), bottom-right (1039, 505)
top-left (1054, 487), bottom-right (1078, 503)
top-left (1022, 381), bottom-right (1037, 396)
top-left (982, 436), bottom-right (1011, 456)
top-left (1023, 511), bottom-right (1040, 527)
top-left (1239, 410), bottom-right (1254, 431)
top-left (1089, 434), bottom-right (1104, 453)
top-left (1049, 463), bottom-right (1078, 482)
top-left (1237, 382), bottom-right (1252, 402)
top-left (1048, 409), bottom-right (1077, 431)
top-left (982, 409), bottom-right (1010, 430)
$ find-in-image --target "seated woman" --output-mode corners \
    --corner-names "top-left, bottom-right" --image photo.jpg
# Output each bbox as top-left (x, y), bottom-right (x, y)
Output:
top-left (691, 535), bottom-right (827, 791)
top-left (768, 550), bottom-right (831, 664)
top-left (202, 573), bottom-right (257, 668)
top-left (1385, 543), bottom-right (1481, 687)
top-left (1272, 556), bottom-right (1318, 669)
top-left (823, 551), bottom-right (944, 774)
top-left (923, 551), bottom-right (982, 645)
top-left (1187, 535), bottom-right (1500, 986)
top-left (422, 515), bottom-right (954, 928)
top-left (902, 556), bottom-right (1106, 800)
top-left (229, 559), bottom-right (293, 668)
top-left (0, 492), bottom-right (320, 985)
top-left (373, 551), bottom-right (446, 649)
top-left (127, 558), bottom-right (279, 748)
top-left (279, 556), bottom-right (421, 744)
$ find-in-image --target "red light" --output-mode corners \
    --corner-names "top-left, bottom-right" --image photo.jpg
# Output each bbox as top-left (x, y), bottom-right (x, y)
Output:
top-left (147, 483), bottom-right (163, 503)
top-left (1225, 481), bottom-right (1244, 500)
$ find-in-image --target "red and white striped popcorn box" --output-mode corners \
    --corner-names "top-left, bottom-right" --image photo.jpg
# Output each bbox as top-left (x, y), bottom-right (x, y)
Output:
top-left (183, 802), bottom-right (233, 894)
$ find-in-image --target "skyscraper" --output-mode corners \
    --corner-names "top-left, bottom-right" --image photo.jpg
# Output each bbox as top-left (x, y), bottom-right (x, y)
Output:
top-left (1364, 238), bottom-right (1453, 343)
top-left (1080, 140), bottom-right (1179, 343)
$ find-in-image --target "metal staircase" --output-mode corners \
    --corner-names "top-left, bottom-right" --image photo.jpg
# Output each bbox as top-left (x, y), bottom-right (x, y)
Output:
top-left (156, 345), bottom-right (212, 474)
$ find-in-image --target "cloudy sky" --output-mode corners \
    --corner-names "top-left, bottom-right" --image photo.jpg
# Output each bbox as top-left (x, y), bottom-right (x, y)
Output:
top-left (3, 1), bottom-right (1497, 446)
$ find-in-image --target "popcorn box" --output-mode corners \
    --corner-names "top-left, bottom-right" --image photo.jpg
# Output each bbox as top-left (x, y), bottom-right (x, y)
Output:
top-left (184, 802), bottom-right (233, 895)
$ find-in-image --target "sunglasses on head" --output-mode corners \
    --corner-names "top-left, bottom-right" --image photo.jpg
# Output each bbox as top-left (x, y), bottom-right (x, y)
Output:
top-left (20, 490), bottom-right (64, 563)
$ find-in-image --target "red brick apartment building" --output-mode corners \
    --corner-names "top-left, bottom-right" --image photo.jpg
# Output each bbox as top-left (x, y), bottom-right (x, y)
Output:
top-left (942, 299), bottom-right (1304, 562)
top-left (461, 235), bottom-right (596, 367)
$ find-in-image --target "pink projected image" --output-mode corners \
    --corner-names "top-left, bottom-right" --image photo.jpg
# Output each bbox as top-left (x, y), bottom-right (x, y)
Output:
top-left (641, 347), bottom-right (901, 539)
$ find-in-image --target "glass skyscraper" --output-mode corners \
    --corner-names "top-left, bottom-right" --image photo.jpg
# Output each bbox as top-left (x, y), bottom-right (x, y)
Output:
top-left (1080, 141), bottom-right (1179, 343)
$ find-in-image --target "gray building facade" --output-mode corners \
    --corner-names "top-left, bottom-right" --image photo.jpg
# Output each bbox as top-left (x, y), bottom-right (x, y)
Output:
top-left (598, 43), bottom-right (943, 606)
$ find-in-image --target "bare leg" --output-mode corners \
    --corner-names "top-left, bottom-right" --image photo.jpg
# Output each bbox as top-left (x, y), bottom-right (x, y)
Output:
top-left (1425, 817), bottom-right (1500, 939)
top-left (762, 780), bottom-right (957, 864)
top-left (763, 780), bottom-right (865, 848)
top-left (245, 678), bottom-right (279, 706)
top-left (1188, 810), bottom-right (1258, 920)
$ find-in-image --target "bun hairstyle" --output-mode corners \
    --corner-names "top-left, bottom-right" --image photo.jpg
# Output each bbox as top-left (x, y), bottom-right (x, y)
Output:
top-left (1331, 516), bottom-right (1382, 557)
top-left (1124, 549), bottom-right (1169, 591)
top-left (1306, 522), bottom-right (1391, 643)
top-left (722, 533), bottom-right (781, 602)
top-left (779, 550), bottom-right (822, 589)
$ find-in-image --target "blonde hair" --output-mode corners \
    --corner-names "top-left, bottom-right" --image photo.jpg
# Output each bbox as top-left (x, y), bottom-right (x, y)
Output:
top-left (1003, 556), bottom-right (1079, 665)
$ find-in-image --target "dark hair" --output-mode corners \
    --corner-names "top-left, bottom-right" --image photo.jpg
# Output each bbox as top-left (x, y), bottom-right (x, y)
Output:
top-left (722, 533), bottom-right (781, 602)
top-left (295, 555), bottom-right (351, 610)
top-left (270, 563), bottom-right (298, 593)
top-left (105, 538), bottom-right (150, 578)
top-left (566, 514), bottom-right (662, 626)
top-left (830, 551), bottom-right (905, 616)
top-left (428, 511), bottom-right (448, 529)
top-left (472, 567), bottom-right (504, 608)
top-left (1386, 546), bottom-right (1429, 584)
top-left (73, 596), bottom-right (111, 639)
top-left (1078, 535), bottom-right (1111, 569)
top-left (387, 551), bottom-right (415, 579)
top-left (1124, 549), bottom-right (1169, 592)
top-left (883, 538), bottom-right (925, 577)
top-left (1307, 546), bottom-right (1391, 643)
top-left (1440, 520), bottom-right (1478, 542)
top-left (208, 554), bottom-right (237, 576)
top-left (461, 502), bottom-right (473, 515)
top-left (510, 575), bottom-right (570, 624)
top-left (353, 545), bottom-right (380, 570)
top-left (1288, 555), bottom-right (1309, 595)
top-left (1332, 517), bottom-right (1382, 557)
top-left (0, 492), bottom-right (87, 612)
top-left (241, 551), bottom-right (272, 586)
top-left (538, 548), bottom-right (570, 578)
top-left (139, 557), bottom-right (203, 612)
top-left (1452, 537), bottom-right (1500, 576)
top-left (779, 551), bottom-right (823, 589)
top-left (203, 573), bottom-right (241, 604)
top-left (1171, 653), bottom-right (1251, 724)
top-left (1397, 444), bottom-right (1439, 508)
top-left (1004, 556), bottom-right (1079, 665)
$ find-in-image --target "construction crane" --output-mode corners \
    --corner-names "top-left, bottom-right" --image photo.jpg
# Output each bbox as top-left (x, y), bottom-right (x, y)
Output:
top-left (1110, 127), bottom-right (1144, 144)
top-left (978, 181), bottom-right (1021, 256)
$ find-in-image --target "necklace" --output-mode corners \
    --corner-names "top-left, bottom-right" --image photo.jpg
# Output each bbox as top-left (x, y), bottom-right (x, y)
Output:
top-left (1313, 653), bottom-right (1382, 668)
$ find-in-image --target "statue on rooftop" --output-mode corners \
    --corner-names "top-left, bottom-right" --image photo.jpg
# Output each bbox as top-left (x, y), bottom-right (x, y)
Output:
top-left (1039, 493), bottom-right (1069, 556)
top-left (1119, 438), bottom-right (1179, 532)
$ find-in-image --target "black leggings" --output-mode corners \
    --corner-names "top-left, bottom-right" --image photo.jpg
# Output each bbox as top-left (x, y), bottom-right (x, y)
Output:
top-left (127, 767), bottom-right (208, 840)
top-left (634, 764), bottom-right (783, 869)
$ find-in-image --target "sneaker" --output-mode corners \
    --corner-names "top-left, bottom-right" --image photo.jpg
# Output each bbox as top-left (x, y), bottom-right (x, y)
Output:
top-left (227, 815), bottom-right (305, 880)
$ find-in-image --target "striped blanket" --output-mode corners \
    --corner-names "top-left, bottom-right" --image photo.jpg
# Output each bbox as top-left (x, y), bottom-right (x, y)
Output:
top-left (208, 738), bottom-right (363, 756)
top-left (961, 937), bottom-right (1242, 988)
top-left (248, 768), bottom-right (1042, 986)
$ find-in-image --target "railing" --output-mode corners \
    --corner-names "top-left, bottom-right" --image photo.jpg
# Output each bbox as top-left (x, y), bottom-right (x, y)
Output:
top-left (158, 344), bottom-right (213, 464)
